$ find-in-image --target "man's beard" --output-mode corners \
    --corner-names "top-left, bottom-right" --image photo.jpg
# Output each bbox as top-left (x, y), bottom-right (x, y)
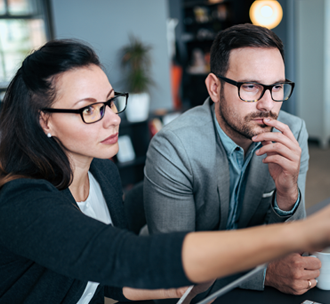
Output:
top-left (218, 91), bottom-right (278, 140)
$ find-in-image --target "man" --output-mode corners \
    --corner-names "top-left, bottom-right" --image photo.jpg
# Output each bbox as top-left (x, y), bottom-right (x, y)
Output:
top-left (143, 24), bottom-right (320, 295)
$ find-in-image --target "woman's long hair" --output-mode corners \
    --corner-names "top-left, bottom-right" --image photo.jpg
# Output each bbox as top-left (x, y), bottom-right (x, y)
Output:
top-left (0, 39), bottom-right (100, 189)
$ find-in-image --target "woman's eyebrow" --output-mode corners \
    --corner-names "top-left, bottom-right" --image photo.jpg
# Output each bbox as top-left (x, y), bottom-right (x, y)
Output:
top-left (107, 89), bottom-right (114, 99)
top-left (74, 89), bottom-right (115, 106)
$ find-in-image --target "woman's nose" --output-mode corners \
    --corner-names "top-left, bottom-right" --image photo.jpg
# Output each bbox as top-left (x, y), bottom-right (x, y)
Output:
top-left (103, 105), bottom-right (121, 126)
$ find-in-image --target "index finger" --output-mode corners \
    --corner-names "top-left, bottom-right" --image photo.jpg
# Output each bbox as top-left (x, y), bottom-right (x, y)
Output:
top-left (262, 118), bottom-right (297, 142)
top-left (304, 256), bottom-right (322, 270)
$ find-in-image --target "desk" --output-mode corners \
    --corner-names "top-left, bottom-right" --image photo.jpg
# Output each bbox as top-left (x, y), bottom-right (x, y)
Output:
top-left (119, 287), bottom-right (330, 304)
top-left (216, 285), bottom-right (330, 304)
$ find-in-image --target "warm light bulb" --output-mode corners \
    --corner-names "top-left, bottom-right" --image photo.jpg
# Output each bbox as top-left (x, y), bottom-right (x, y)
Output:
top-left (249, 0), bottom-right (283, 29)
top-left (260, 6), bottom-right (273, 18)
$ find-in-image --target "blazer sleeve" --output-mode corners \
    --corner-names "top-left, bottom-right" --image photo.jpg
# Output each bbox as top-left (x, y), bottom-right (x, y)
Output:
top-left (266, 118), bottom-right (309, 224)
top-left (144, 129), bottom-right (197, 235)
top-left (0, 179), bottom-right (191, 290)
top-left (240, 119), bottom-right (310, 292)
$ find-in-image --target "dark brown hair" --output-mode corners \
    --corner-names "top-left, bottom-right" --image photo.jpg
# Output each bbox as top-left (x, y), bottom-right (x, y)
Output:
top-left (0, 39), bottom-right (100, 189)
top-left (210, 23), bottom-right (284, 76)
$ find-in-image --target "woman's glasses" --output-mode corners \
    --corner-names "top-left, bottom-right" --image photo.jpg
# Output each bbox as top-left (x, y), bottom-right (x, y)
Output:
top-left (42, 92), bottom-right (128, 124)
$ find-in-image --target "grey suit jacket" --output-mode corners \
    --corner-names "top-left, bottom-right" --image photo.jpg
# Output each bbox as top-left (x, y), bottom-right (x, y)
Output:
top-left (144, 98), bottom-right (309, 291)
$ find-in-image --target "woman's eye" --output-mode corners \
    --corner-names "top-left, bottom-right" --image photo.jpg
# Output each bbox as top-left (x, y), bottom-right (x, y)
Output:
top-left (83, 105), bottom-right (95, 116)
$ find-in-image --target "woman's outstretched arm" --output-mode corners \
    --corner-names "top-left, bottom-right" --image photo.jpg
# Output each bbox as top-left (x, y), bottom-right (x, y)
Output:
top-left (123, 206), bottom-right (330, 301)
top-left (182, 207), bottom-right (329, 283)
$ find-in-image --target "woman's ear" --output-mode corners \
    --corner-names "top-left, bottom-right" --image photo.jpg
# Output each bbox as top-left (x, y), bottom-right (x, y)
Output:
top-left (205, 73), bottom-right (221, 103)
top-left (39, 111), bottom-right (52, 136)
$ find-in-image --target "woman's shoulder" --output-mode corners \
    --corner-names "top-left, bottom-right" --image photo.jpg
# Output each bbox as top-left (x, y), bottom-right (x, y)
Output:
top-left (1, 177), bottom-right (58, 193)
top-left (0, 177), bottom-right (65, 206)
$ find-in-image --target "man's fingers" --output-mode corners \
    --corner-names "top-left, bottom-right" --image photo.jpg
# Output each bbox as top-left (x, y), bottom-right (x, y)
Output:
top-left (261, 140), bottom-right (272, 146)
top-left (262, 118), bottom-right (298, 142)
top-left (253, 131), bottom-right (298, 151)
top-left (304, 256), bottom-right (322, 270)
top-left (286, 278), bottom-right (318, 295)
top-left (256, 142), bottom-right (297, 161)
top-left (308, 278), bottom-right (318, 289)
top-left (297, 269), bottom-right (320, 280)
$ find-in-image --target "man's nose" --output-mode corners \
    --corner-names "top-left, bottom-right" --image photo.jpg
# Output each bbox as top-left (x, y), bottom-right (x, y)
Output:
top-left (256, 89), bottom-right (275, 112)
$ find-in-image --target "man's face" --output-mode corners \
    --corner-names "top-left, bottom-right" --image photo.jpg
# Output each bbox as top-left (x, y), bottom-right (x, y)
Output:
top-left (216, 47), bottom-right (285, 144)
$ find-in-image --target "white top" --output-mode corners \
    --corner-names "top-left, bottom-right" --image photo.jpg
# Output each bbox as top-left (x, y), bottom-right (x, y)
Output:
top-left (76, 172), bottom-right (112, 304)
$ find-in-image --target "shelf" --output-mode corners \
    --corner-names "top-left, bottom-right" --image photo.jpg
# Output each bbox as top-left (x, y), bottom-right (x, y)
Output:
top-left (184, 15), bottom-right (229, 26)
top-left (183, 0), bottom-right (230, 9)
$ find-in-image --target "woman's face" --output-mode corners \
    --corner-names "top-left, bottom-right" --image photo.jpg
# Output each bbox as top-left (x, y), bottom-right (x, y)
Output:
top-left (41, 64), bottom-right (121, 166)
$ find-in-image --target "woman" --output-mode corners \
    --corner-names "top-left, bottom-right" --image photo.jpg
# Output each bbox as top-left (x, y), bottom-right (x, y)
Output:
top-left (0, 39), bottom-right (330, 304)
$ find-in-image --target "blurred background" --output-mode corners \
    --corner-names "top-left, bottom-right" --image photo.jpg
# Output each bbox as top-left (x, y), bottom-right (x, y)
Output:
top-left (0, 0), bottom-right (329, 208)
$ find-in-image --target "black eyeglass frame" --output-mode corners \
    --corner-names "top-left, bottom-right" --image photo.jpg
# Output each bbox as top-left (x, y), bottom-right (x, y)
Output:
top-left (216, 75), bottom-right (295, 102)
top-left (41, 92), bottom-right (129, 124)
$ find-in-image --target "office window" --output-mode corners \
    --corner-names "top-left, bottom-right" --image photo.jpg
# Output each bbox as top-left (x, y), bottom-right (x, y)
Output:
top-left (0, 0), bottom-right (52, 87)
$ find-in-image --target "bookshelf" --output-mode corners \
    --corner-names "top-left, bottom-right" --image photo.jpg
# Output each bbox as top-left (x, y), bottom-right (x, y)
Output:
top-left (179, 0), bottom-right (254, 107)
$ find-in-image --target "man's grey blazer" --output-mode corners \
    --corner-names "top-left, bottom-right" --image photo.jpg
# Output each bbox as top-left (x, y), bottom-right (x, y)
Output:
top-left (144, 98), bottom-right (309, 291)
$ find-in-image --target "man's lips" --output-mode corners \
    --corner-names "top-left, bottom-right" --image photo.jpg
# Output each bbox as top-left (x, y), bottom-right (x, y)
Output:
top-left (101, 133), bottom-right (118, 144)
top-left (252, 118), bottom-right (266, 124)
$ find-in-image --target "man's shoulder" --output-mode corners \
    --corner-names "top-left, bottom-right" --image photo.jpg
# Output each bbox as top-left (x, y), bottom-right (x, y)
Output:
top-left (277, 110), bottom-right (308, 147)
top-left (278, 110), bottom-right (304, 126)
top-left (158, 99), bottom-right (213, 136)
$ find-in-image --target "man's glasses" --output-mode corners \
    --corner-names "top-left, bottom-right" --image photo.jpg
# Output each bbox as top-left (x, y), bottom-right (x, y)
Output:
top-left (42, 92), bottom-right (128, 124)
top-left (216, 75), bottom-right (295, 103)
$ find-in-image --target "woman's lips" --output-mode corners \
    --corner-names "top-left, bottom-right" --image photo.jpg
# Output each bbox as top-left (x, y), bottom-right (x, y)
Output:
top-left (101, 133), bottom-right (118, 144)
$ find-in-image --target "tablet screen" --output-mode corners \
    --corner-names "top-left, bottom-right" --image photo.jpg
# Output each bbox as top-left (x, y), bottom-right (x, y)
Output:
top-left (176, 264), bottom-right (267, 304)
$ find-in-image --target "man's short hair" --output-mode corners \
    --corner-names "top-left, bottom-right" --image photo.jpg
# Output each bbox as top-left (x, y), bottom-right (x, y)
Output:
top-left (210, 23), bottom-right (284, 76)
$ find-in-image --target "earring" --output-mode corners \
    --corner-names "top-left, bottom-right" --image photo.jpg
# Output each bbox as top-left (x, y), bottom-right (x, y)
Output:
top-left (47, 133), bottom-right (52, 138)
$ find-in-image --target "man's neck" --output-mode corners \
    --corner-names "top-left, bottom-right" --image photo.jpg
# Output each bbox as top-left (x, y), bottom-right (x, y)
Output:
top-left (215, 112), bottom-right (253, 154)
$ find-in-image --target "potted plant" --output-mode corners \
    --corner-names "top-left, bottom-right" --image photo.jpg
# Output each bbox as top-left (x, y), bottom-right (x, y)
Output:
top-left (120, 35), bottom-right (154, 122)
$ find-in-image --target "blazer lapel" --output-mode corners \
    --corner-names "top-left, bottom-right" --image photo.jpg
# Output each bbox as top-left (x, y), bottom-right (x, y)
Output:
top-left (207, 100), bottom-right (230, 231)
top-left (215, 128), bottom-right (230, 230)
top-left (90, 160), bottom-right (127, 229)
top-left (237, 153), bottom-right (271, 228)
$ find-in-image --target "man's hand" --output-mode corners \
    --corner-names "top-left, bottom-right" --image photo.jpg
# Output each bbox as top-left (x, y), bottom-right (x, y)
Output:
top-left (252, 118), bottom-right (301, 211)
top-left (264, 253), bottom-right (321, 295)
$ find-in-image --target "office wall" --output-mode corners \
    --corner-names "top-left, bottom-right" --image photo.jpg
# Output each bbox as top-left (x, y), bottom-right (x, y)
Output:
top-left (50, 0), bottom-right (172, 111)
top-left (295, 0), bottom-right (330, 147)
top-left (272, 0), bottom-right (296, 115)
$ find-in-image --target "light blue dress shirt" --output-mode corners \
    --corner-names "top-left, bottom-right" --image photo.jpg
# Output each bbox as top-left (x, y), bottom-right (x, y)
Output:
top-left (213, 108), bottom-right (299, 230)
